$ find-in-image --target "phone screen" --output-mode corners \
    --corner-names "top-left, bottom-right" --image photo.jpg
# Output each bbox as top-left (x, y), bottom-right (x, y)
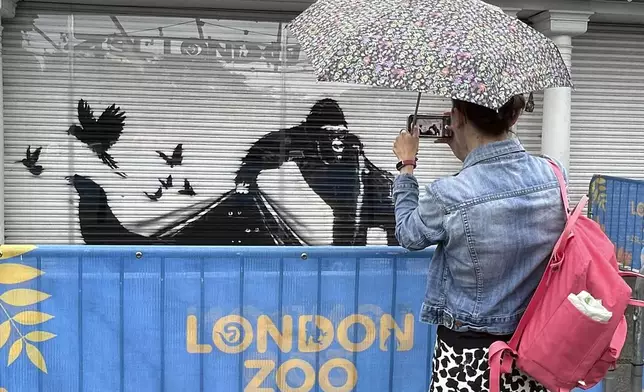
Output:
top-left (407, 115), bottom-right (452, 138)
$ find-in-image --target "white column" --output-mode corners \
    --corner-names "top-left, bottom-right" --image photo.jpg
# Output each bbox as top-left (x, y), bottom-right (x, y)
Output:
top-left (0, 0), bottom-right (17, 243)
top-left (530, 10), bottom-right (592, 169)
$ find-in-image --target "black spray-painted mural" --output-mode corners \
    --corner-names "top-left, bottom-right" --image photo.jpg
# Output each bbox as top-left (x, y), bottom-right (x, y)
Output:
top-left (24, 98), bottom-right (397, 246)
top-left (6, 12), bottom-right (407, 246)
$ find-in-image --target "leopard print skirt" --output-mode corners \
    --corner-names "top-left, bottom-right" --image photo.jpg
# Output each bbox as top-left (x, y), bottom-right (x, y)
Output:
top-left (429, 328), bottom-right (548, 392)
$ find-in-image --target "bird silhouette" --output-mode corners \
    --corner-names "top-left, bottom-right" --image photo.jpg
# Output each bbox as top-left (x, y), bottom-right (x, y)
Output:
top-left (145, 187), bottom-right (163, 201)
top-left (156, 144), bottom-right (183, 167)
top-left (178, 179), bottom-right (196, 196)
top-left (67, 99), bottom-right (127, 177)
top-left (159, 175), bottom-right (173, 189)
top-left (17, 145), bottom-right (44, 176)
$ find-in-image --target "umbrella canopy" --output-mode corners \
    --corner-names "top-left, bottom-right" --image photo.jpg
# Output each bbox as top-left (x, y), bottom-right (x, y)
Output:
top-left (289, 0), bottom-right (573, 110)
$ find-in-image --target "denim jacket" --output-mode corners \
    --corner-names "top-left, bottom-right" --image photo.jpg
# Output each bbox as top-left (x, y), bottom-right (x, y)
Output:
top-left (393, 138), bottom-right (567, 335)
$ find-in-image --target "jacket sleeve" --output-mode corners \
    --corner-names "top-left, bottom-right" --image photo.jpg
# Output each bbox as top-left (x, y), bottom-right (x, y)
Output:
top-left (392, 174), bottom-right (446, 250)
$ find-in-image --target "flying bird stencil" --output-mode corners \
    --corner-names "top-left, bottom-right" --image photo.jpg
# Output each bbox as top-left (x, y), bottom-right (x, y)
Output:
top-left (67, 99), bottom-right (127, 177)
top-left (17, 145), bottom-right (44, 176)
top-left (159, 175), bottom-right (173, 189)
top-left (179, 179), bottom-right (196, 196)
top-left (156, 144), bottom-right (183, 167)
top-left (145, 187), bottom-right (163, 201)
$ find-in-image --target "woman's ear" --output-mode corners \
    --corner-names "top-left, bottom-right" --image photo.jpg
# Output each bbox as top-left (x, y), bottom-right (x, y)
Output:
top-left (451, 107), bottom-right (465, 130)
top-left (509, 109), bottom-right (521, 129)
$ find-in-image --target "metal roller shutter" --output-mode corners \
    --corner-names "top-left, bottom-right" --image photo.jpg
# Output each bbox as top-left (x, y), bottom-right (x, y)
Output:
top-left (3, 3), bottom-right (543, 245)
top-left (570, 24), bottom-right (644, 203)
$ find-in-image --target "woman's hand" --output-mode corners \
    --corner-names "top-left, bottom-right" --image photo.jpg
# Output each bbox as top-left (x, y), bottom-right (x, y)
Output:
top-left (393, 127), bottom-right (419, 162)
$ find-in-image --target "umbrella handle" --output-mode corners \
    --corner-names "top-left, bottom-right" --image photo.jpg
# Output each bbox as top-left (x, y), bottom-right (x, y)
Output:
top-left (412, 91), bottom-right (422, 130)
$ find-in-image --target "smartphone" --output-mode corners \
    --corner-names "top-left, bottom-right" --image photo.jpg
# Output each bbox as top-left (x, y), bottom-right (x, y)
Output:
top-left (407, 114), bottom-right (452, 138)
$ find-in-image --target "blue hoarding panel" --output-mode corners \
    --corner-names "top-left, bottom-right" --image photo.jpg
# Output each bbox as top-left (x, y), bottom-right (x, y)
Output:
top-left (589, 175), bottom-right (644, 271)
top-left (0, 245), bottom-right (602, 392)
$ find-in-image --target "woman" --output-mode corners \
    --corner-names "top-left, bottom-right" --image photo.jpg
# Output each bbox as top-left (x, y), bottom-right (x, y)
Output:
top-left (392, 95), bottom-right (567, 392)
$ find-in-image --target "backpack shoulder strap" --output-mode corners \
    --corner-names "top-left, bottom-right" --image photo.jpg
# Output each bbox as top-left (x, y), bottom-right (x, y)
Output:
top-left (489, 341), bottom-right (514, 392)
top-left (618, 271), bottom-right (644, 308)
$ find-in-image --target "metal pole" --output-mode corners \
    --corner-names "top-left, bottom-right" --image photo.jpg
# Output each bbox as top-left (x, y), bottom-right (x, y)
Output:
top-left (603, 370), bottom-right (617, 392)
top-left (631, 267), bottom-right (644, 392)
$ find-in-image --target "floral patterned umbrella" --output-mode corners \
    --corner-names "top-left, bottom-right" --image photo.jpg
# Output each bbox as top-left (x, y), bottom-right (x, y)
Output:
top-left (288, 0), bottom-right (573, 110)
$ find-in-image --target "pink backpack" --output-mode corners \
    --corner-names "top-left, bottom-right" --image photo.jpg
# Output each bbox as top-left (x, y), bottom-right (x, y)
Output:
top-left (489, 160), bottom-right (644, 392)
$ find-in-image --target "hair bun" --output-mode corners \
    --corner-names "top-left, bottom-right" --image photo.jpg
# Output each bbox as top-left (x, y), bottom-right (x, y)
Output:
top-left (499, 95), bottom-right (526, 125)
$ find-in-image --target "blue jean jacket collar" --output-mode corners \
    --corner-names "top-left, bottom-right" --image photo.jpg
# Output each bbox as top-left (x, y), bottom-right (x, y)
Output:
top-left (462, 138), bottom-right (526, 170)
